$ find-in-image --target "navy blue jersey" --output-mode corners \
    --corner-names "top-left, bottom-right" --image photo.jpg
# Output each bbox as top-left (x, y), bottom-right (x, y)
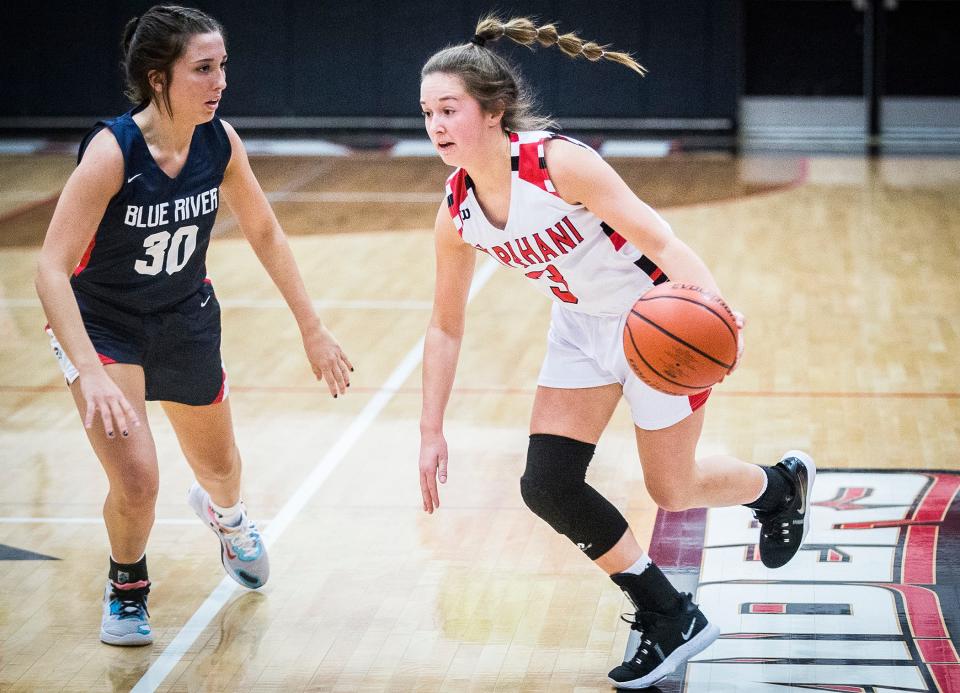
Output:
top-left (71, 109), bottom-right (232, 313)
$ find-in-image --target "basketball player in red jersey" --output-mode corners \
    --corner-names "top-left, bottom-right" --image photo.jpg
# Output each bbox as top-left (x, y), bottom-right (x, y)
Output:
top-left (35, 5), bottom-right (353, 646)
top-left (416, 16), bottom-right (815, 689)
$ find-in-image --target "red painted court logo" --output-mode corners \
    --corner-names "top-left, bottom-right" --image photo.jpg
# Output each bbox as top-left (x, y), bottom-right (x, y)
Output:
top-left (650, 470), bottom-right (960, 692)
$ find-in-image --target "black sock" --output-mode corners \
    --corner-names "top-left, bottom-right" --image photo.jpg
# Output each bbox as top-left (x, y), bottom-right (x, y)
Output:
top-left (611, 563), bottom-right (682, 616)
top-left (109, 554), bottom-right (150, 589)
top-left (744, 465), bottom-right (793, 514)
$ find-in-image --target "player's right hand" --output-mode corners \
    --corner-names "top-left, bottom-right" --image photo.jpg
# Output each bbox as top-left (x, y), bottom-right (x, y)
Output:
top-left (418, 432), bottom-right (448, 514)
top-left (728, 310), bottom-right (746, 373)
top-left (79, 367), bottom-right (140, 440)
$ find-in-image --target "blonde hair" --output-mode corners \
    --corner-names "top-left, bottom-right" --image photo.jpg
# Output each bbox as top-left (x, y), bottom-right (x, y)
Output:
top-left (421, 15), bottom-right (646, 132)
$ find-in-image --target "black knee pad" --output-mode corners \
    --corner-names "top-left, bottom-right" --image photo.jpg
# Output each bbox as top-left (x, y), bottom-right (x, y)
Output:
top-left (520, 433), bottom-right (628, 560)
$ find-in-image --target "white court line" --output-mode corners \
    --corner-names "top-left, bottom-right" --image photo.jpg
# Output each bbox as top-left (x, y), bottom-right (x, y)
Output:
top-left (267, 191), bottom-right (439, 203)
top-left (0, 297), bottom-right (431, 310)
top-left (0, 191), bottom-right (56, 203)
top-left (243, 139), bottom-right (350, 157)
top-left (0, 190), bottom-right (436, 204)
top-left (390, 140), bottom-right (439, 157)
top-left (131, 258), bottom-right (498, 693)
top-left (598, 140), bottom-right (671, 158)
top-left (212, 159), bottom-right (338, 238)
top-left (0, 517), bottom-right (203, 525)
top-left (0, 140), bottom-right (45, 154)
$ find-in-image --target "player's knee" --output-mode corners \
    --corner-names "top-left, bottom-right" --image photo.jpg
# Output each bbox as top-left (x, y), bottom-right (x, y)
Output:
top-left (521, 434), bottom-right (628, 559)
top-left (520, 473), bottom-right (573, 533)
top-left (520, 434), bottom-right (593, 526)
top-left (190, 445), bottom-right (241, 483)
top-left (645, 478), bottom-right (693, 512)
top-left (109, 468), bottom-right (159, 507)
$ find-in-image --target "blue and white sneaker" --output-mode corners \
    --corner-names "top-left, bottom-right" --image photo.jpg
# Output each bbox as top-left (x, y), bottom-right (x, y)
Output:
top-left (188, 482), bottom-right (269, 589)
top-left (100, 580), bottom-right (152, 646)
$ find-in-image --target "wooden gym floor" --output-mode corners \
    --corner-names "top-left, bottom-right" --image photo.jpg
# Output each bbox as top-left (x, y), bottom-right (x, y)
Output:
top-left (0, 145), bottom-right (958, 692)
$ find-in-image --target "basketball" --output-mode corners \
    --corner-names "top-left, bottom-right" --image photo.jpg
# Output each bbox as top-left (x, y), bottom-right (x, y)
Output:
top-left (623, 283), bottom-right (739, 396)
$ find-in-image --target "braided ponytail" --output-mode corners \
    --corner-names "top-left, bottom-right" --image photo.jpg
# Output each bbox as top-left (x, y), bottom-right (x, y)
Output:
top-left (422, 15), bottom-right (646, 132)
top-left (474, 15), bottom-right (646, 76)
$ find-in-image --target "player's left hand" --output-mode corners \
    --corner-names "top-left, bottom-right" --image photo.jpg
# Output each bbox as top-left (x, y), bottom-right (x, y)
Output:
top-left (302, 324), bottom-right (353, 397)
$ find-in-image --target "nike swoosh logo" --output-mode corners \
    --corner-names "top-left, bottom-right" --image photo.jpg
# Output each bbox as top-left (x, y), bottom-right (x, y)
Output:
top-left (200, 296), bottom-right (211, 307)
top-left (681, 619), bottom-right (696, 641)
top-left (127, 173), bottom-right (143, 183)
top-left (797, 469), bottom-right (807, 515)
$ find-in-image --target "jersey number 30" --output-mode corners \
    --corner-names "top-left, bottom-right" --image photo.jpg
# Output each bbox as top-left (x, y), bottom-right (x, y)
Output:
top-left (134, 225), bottom-right (199, 276)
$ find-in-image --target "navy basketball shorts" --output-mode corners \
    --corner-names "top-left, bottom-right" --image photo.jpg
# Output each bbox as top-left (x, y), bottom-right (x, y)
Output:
top-left (46, 282), bottom-right (228, 406)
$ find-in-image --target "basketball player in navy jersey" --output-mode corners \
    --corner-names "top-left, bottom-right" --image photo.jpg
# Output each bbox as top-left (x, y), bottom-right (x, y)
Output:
top-left (416, 16), bottom-right (816, 688)
top-left (35, 6), bottom-right (353, 646)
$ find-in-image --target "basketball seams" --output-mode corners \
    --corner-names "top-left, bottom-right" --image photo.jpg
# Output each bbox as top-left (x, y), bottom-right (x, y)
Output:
top-left (623, 282), bottom-right (740, 395)
top-left (628, 309), bottom-right (734, 370)
top-left (624, 321), bottom-right (715, 391)
top-left (636, 294), bottom-right (738, 347)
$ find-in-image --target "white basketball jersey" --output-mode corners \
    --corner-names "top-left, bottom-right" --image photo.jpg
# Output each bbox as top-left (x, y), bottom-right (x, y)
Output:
top-left (445, 131), bottom-right (668, 317)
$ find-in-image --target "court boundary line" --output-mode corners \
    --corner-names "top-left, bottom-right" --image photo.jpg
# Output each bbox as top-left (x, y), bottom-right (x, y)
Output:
top-left (0, 517), bottom-right (205, 525)
top-left (129, 258), bottom-right (497, 693)
top-left (5, 384), bottom-right (958, 400)
top-left (0, 297), bottom-right (431, 310)
top-left (0, 192), bottom-right (60, 224)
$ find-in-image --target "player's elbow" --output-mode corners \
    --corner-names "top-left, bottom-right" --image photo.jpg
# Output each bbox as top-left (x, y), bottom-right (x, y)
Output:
top-left (428, 317), bottom-right (465, 341)
top-left (34, 257), bottom-right (67, 298)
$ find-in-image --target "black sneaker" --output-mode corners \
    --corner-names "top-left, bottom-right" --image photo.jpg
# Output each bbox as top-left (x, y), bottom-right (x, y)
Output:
top-left (754, 450), bottom-right (816, 569)
top-left (608, 593), bottom-right (720, 689)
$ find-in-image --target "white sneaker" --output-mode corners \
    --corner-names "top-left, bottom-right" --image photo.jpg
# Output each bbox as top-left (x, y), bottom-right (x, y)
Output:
top-left (100, 580), bottom-right (152, 646)
top-left (187, 482), bottom-right (269, 589)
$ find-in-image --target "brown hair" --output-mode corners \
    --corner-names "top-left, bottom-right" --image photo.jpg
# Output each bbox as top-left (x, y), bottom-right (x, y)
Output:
top-left (421, 15), bottom-right (646, 132)
top-left (120, 5), bottom-right (225, 117)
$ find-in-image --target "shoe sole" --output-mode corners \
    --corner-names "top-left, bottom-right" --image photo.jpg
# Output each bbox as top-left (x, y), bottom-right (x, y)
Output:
top-left (608, 622), bottom-right (720, 689)
top-left (783, 449), bottom-right (816, 554)
top-left (100, 630), bottom-right (153, 646)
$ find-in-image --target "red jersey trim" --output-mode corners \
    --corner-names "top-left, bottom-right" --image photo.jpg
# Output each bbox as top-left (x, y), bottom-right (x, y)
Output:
top-left (445, 168), bottom-right (469, 235)
top-left (688, 388), bottom-right (711, 412)
top-left (73, 236), bottom-right (97, 276)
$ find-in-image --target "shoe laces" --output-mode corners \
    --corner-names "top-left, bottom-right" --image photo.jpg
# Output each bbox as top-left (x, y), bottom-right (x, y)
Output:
top-left (110, 589), bottom-right (149, 620)
top-left (757, 501), bottom-right (795, 544)
top-left (619, 592), bottom-right (696, 661)
top-left (220, 516), bottom-right (262, 554)
top-left (620, 609), bottom-right (659, 664)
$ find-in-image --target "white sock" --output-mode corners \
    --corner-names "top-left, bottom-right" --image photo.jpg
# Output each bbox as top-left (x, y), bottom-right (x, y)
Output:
top-left (748, 465), bottom-right (770, 504)
top-left (209, 499), bottom-right (243, 527)
top-left (620, 552), bottom-right (652, 576)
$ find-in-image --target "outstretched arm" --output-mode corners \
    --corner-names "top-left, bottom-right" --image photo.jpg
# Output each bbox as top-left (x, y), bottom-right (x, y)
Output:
top-left (219, 120), bottom-right (353, 397)
top-left (35, 129), bottom-right (140, 437)
top-left (419, 202), bottom-right (476, 513)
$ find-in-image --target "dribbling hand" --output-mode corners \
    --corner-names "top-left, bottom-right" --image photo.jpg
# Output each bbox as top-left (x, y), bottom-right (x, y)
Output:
top-left (418, 432), bottom-right (448, 513)
top-left (729, 310), bottom-right (746, 373)
top-left (302, 324), bottom-right (354, 398)
top-left (79, 368), bottom-right (140, 440)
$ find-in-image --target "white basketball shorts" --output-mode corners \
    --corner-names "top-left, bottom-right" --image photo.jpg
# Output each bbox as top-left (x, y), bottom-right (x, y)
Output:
top-left (537, 303), bottom-right (710, 431)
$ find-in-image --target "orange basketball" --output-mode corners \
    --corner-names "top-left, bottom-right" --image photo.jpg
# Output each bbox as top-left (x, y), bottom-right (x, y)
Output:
top-left (623, 283), bottom-right (739, 396)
